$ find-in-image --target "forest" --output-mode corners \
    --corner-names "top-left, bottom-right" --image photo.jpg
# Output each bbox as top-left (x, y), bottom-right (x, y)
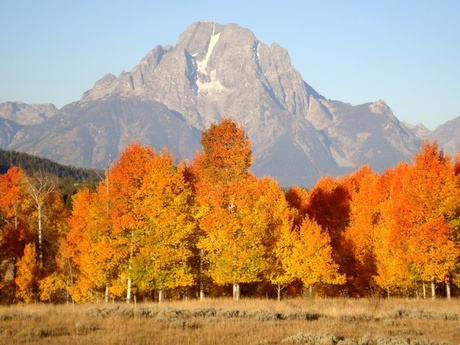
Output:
top-left (0, 118), bottom-right (460, 304)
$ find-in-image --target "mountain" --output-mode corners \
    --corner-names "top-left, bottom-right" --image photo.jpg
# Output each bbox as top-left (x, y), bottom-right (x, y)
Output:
top-left (1, 21), bottom-right (455, 186)
top-left (428, 116), bottom-right (460, 158)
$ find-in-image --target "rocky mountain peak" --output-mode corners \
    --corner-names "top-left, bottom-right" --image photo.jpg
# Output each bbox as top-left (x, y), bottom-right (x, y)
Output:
top-left (369, 99), bottom-right (398, 121)
top-left (78, 21), bottom-right (319, 130)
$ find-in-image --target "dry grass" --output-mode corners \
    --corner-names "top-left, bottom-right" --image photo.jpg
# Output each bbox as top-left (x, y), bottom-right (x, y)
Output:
top-left (0, 298), bottom-right (459, 344)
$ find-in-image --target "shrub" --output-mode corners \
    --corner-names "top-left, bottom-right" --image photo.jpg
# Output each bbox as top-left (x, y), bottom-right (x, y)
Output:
top-left (340, 314), bottom-right (374, 322)
top-left (191, 307), bottom-right (217, 317)
top-left (252, 310), bottom-right (285, 321)
top-left (285, 311), bottom-right (321, 321)
top-left (281, 332), bottom-right (341, 344)
top-left (75, 321), bottom-right (98, 334)
top-left (0, 312), bottom-right (31, 321)
top-left (16, 327), bottom-right (51, 341)
top-left (383, 319), bottom-right (402, 327)
top-left (386, 307), bottom-right (458, 321)
top-left (155, 307), bottom-right (191, 321)
top-left (337, 340), bottom-right (359, 345)
top-left (375, 337), bottom-right (408, 345)
top-left (169, 319), bottom-right (200, 330)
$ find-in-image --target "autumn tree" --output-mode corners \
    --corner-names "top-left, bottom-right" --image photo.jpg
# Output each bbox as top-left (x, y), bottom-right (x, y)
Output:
top-left (282, 217), bottom-right (345, 298)
top-left (304, 176), bottom-right (353, 295)
top-left (197, 175), bottom-right (273, 300)
top-left (108, 143), bottom-right (157, 303)
top-left (260, 177), bottom-right (296, 301)
top-left (193, 118), bottom-right (266, 300)
top-left (401, 141), bottom-right (460, 298)
top-left (371, 142), bottom-right (460, 299)
top-left (197, 118), bottom-right (252, 186)
top-left (65, 187), bottom-right (118, 302)
top-left (342, 166), bottom-right (380, 293)
top-left (130, 150), bottom-right (196, 303)
top-left (0, 166), bottom-right (30, 301)
top-left (372, 164), bottom-right (414, 296)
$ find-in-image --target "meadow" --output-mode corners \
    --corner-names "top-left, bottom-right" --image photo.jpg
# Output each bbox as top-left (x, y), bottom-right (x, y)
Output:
top-left (0, 298), bottom-right (459, 344)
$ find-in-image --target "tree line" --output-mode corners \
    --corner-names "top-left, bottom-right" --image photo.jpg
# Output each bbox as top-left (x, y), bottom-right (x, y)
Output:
top-left (0, 118), bottom-right (459, 304)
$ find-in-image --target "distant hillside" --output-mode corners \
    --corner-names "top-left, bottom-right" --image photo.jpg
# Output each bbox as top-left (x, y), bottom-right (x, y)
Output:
top-left (0, 148), bottom-right (101, 180)
top-left (0, 148), bottom-right (102, 206)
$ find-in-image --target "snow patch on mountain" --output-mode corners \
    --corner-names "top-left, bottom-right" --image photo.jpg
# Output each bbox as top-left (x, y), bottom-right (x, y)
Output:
top-left (196, 31), bottom-right (226, 93)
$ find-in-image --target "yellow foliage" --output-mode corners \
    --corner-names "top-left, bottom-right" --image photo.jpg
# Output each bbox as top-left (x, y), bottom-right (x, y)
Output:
top-left (15, 244), bottom-right (39, 303)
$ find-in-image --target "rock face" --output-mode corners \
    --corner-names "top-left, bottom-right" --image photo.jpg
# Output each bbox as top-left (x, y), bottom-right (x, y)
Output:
top-left (2, 21), bottom-right (456, 186)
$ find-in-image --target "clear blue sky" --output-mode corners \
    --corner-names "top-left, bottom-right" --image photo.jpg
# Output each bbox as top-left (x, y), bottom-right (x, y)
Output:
top-left (1, 0), bottom-right (459, 130)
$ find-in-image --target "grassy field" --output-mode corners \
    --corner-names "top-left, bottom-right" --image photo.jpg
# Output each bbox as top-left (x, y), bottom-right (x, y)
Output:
top-left (0, 298), bottom-right (459, 344)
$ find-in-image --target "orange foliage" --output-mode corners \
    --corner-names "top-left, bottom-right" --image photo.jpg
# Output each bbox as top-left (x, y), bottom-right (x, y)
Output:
top-left (66, 187), bottom-right (116, 302)
top-left (0, 167), bottom-right (30, 264)
top-left (304, 176), bottom-right (353, 294)
top-left (454, 150), bottom-right (460, 176)
top-left (342, 166), bottom-right (380, 292)
top-left (198, 117), bottom-right (252, 185)
top-left (285, 185), bottom-right (309, 227)
top-left (5, 117), bottom-right (459, 303)
top-left (371, 141), bottom-right (460, 294)
top-left (305, 176), bottom-right (350, 236)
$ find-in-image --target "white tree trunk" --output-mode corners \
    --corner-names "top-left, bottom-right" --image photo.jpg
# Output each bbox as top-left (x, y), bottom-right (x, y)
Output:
top-left (446, 279), bottom-right (451, 300)
top-left (431, 278), bottom-right (436, 300)
top-left (126, 229), bottom-right (134, 303)
top-left (37, 203), bottom-right (44, 269)
top-left (422, 281), bottom-right (426, 299)
top-left (126, 274), bottom-right (132, 303)
top-left (158, 289), bottom-right (165, 303)
top-left (104, 267), bottom-right (110, 303)
top-left (277, 283), bottom-right (281, 301)
top-left (104, 168), bottom-right (111, 304)
top-left (233, 283), bottom-right (240, 301)
top-left (199, 250), bottom-right (205, 301)
top-left (25, 173), bottom-right (57, 272)
top-left (66, 257), bottom-right (75, 305)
